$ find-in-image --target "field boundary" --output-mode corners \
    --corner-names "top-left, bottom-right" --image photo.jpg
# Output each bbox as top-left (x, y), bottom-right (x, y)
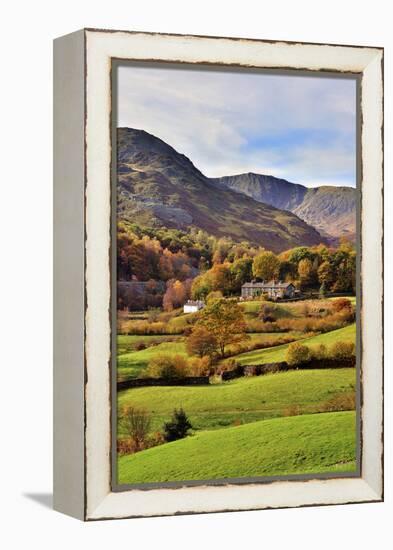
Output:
top-left (117, 375), bottom-right (210, 391)
top-left (221, 357), bottom-right (356, 381)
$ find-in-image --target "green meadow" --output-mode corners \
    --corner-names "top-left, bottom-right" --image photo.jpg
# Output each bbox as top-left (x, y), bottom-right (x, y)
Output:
top-left (117, 330), bottom-right (308, 381)
top-left (118, 411), bottom-right (356, 484)
top-left (234, 323), bottom-right (355, 365)
top-left (118, 341), bottom-right (188, 381)
top-left (117, 297), bottom-right (357, 483)
top-left (118, 367), bottom-right (355, 434)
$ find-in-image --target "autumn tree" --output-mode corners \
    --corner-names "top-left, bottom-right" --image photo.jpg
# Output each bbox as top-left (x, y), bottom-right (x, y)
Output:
top-left (120, 407), bottom-right (151, 452)
top-left (186, 326), bottom-right (218, 359)
top-left (147, 354), bottom-right (189, 379)
top-left (190, 264), bottom-right (232, 298)
top-left (318, 260), bottom-right (335, 289)
top-left (191, 272), bottom-right (212, 300)
top-left (332, 254), bottom-right (356, 293)
top-left (209, 263), bottom-right (232, 295)
top-left (196, 298), bottom-right (247, 357)
top-left (289, 246), bottom-right (315, 265)
top-left (206, 290), bottom-right (223, 303)
top-left (331, 241), bottom-right (356, 293)
top-left (298, 258), bottom-right (316, 290)
top-left (229, 257), bottom-right (253, 292)
top-left (212, 237), bottom-right (233, 264)
top-left (278, 259), bottom-right (297, 282)
top-left (252, 251), bottom-right (280, 281)
top-left (163, 279), bottom-right (188, 311)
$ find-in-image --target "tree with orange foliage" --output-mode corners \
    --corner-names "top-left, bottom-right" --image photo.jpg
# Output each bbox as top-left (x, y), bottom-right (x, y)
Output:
top-left (186, 326), bottom-right (218, 359)
top-left (197, 298), bottom-right (247, 357)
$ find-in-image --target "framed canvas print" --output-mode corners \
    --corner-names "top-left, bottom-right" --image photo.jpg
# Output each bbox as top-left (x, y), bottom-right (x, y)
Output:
top-left (53, 29), bottom-right (384, 520)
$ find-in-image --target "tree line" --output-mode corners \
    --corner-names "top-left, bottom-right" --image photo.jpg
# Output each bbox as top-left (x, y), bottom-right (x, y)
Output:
top-left (117, 221), bottom-right (356, 310)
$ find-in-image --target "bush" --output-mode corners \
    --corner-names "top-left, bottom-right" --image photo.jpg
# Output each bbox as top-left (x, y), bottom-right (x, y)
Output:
top-left (286, 342), bottom-right (310, 366)
top-left (330, 340), bottom-right (355, 359)
top-left (147, 354), bottom-right (189, 378)
top-left (149, 431), bottom-right (165, 447)
top-left (331, 298), bottom-right (353, 312)
top-left (258, 303), bottom-right (278, 322)
top-left (163, 408), bottom-right (193, 442)
top-left (222, 334), bottom-right (309, 359)
top-left (310, 343), bottom-right (328, 360)
top-left (121, 320), bottom-right (168, 335)
top-left (188, 356), bottom-right (211, 376)
top-left (218, 358), bottom-right (241, 375)
top-left (276, 309), bottom-right (354, 334)
top-left (206, 290), bottom-right (223, 303)
top-left (117, 438), bottom-right (134, 455)
top-left (119, 407), bottom-right (151, 452)
top-left (318, 391), bottom-right (356, 412)
top-left (135, 341), bottom-right (147, 351)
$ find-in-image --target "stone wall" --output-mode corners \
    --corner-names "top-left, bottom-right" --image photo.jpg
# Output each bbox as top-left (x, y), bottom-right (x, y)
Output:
top-left (117, 376), bottom-right (210, 391)
top-left (220, 357), bottom-right (355, 381)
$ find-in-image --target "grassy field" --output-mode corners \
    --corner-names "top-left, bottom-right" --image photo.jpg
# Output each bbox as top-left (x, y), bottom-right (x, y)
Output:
top-left (118, 367), bottom-right (355, 433)
top-left (117, 341), bottom-right (188, 381)
top-left (116, 298), bottom-right (357, 483)
top-left (118, 410), bottom-right (357, 483)
top-left (234, 323), bottom-right (356, 365)
top-left (240, 296), bottom-right (356, 318)
top-left (117, 331), bottom-right (307, 380)
top-left (117, 334), bottom-right (183, 355)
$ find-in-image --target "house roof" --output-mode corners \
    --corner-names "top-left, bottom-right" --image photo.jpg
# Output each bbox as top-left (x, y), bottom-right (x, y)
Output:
top-left (242, 280), bottom-right (294, 289)
top-left (185, 300), bottom-right (205, 306)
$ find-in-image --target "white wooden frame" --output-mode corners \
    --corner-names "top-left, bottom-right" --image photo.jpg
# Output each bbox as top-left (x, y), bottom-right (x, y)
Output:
top-left (53, 28), bottom-right (383, 521)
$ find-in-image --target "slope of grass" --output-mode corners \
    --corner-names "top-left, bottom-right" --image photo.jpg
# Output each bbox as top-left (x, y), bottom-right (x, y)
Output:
top-left (240, 297), bottom-right (356, 318)
top-left (117, 331), bottom-right (307, 380)
top-left (118, 367), bottom-right (355, 433)
top-left (117, 341), bottom-right (188, 380)
top-left (118, 411), bottom-right (356, 484)
top-left (234, 323), bottom-right (356, 365)
top-left (117, 334), bottom-right (183, 356)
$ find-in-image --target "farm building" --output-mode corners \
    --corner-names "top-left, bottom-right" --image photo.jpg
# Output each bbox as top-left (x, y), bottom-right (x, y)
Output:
top-left (241, 280), bottom-right (296, 300)
top-left (183, 300), bottom-right (205, 313)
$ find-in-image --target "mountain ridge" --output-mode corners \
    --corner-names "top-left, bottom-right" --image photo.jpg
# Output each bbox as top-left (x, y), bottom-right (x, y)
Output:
top-left (212, 172), bottom-right (356, 240)
top-left (117, 128), bottom-right (329, 253)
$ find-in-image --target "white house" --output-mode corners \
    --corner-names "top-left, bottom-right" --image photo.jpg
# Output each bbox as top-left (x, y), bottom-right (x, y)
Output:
top-left (183, 300), bottom-right (205, 313)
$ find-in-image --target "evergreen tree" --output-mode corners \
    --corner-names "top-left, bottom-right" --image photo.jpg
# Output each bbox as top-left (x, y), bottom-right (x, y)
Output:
top-left (163, 408), bottom-right (193, 442)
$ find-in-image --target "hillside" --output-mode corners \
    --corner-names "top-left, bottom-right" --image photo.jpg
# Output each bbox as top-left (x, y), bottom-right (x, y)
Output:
top-left (118, 411), bottom-right (356, 483)
top-left (118, 367), bottom-right (355, 432)
top-left (234, 323), bottom-right (356, 365)
top-left (293, 186), bottom-right (356, 240)
top-left (117, 128), bottom-right (326, 253)
top-left (213, 172), bottom-right (356, 240)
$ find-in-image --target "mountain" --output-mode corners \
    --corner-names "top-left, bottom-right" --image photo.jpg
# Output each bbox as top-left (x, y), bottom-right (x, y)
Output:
top-left (117, 128), bottom-right (324, 252)
top-left (292, 186), bottom-right (356, 240)
top-left (213, 173), bottom-right (356, 240)
top-left (117, 128), bottom-right (326, 253)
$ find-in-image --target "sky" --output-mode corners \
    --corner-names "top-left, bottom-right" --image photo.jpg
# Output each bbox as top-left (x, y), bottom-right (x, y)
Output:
top-left (117, 64), bottom-right (357, 188)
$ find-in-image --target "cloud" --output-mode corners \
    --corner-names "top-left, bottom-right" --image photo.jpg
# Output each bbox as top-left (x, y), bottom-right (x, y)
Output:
top-left (117, 64), bottom-right (357, 188)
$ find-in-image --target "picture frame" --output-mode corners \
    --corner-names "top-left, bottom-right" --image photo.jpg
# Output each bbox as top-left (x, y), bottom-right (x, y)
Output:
top-left (53, 28), bottom-right (383, 521)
